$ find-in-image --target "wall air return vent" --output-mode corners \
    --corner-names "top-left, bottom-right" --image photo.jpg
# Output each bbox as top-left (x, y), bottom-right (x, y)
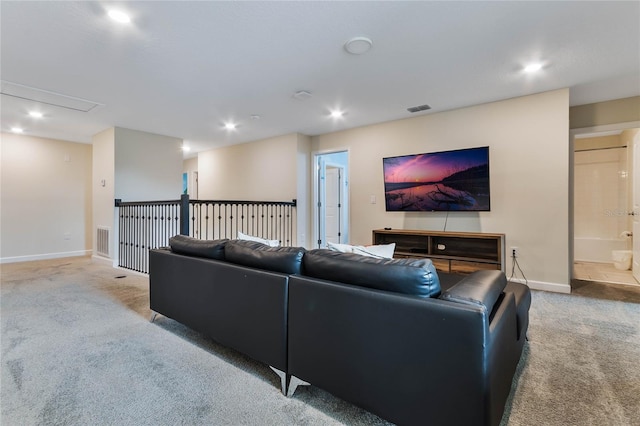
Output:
top-left (407, 104), bottom-right (431, 113)
top-left (96, 226), bottom-right (110, 258)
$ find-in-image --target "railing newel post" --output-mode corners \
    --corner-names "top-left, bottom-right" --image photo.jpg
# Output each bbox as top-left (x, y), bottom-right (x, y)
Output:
top-left (180, 193), bottom-right (190, 236)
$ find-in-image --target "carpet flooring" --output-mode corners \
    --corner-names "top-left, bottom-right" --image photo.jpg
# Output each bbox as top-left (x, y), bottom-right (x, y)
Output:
top-left (1, 257), bottom-right (639, 425)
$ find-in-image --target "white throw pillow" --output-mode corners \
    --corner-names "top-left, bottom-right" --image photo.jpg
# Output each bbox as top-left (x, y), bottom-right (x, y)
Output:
top-left (352, 243), bottom-right (396, 259)
top-left (238, 231), bottom-right (280, 247)
top-left (327, 241), bottom-right (395, 259)
top-left (326, 242), bottom-right (356, 253)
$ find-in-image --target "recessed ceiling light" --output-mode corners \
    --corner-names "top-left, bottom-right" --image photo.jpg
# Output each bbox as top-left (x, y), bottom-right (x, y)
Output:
top-left (108, 10), bottom-right (131, 24)
top-left (523, 62), bottom-right (543, 73)
top-left (330, 110), bottom-right (344, 119)
top-left (224, 122), bottom-right (237, 130)
top-left (181, 145), bottom-right (191, 152)
top-left (11, 127), bottom-right (24, 133)
top-left (29, 111), bottom-right (43, 118)
top-left (344, 37), bottom-right (373, 55)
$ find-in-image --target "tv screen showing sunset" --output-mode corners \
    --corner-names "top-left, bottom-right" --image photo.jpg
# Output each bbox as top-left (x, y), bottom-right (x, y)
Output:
top-left (383, 146), bottom-right (490, 211)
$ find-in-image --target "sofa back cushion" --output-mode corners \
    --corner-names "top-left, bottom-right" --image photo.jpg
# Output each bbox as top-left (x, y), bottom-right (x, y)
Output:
top-left (302, 249), bottom-right (441, 298)
top-left (225, 240), bottom-right (306, 274)
top-left (169, 235), bottom-right (228, 260)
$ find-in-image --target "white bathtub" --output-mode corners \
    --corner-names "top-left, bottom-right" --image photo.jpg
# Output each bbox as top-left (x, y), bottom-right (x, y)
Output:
top-left (574, 237), bottom-right (631, 263)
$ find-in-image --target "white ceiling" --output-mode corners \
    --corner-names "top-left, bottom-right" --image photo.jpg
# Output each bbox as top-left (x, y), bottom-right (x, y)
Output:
top-left (1, 1), bottom-right (639, 155)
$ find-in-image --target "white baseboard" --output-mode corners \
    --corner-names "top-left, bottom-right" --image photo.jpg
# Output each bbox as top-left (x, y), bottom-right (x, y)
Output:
top-left (509, 277), bottom-right (571, 294)
top-left (1, 250), bottom-right (92, 264)
top-left (91, 254), bottom-right (114, 266)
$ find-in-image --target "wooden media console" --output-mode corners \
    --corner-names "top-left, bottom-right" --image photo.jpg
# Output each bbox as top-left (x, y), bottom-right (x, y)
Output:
top-left (372, 229), bottom-right (505, 274)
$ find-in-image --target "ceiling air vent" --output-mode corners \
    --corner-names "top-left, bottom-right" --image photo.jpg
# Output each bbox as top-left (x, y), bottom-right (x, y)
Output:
top-left (407, 104), bottom-right (431, 113)
top-left (292, 90), bottom-right (312, 101)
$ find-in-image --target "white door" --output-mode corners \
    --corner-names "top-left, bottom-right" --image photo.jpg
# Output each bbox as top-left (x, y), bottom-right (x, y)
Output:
top-left (325, 166), bottom-right (342, 244)
top-left (632, 135), bottom-right (640, 282)
top-left (314, 151), bottom-right (349, 248)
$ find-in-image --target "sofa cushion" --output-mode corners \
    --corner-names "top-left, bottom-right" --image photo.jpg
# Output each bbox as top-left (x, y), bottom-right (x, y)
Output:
top-left (302, 249), bottom-right (441, 298)
top-left (225, 240), bottom-right (305, 274)
top-left (169, 235), bottom-right (228, 260)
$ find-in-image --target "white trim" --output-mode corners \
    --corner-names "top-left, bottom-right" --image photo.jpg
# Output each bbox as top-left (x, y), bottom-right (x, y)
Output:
top-left (509, 277), bottom-right (571, 294)
top-left (91, 254), bottom-right (113, 265)
top-left (311, 148), bottom-right (350, 249)
top-left (569, 121), bottom-right (640, 138)
top-left (1, 250), bottom-right (92, 264)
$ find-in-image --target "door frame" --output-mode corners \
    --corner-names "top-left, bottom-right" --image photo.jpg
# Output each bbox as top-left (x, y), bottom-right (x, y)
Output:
top-left (632, 135), bottom-right (640, 282)
top-left (569, 120), bottom-right (640, 282)
top-left (312, 149), bottom-right (349, 249)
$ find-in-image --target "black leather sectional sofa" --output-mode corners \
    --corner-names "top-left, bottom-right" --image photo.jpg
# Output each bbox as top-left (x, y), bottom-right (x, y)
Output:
top-left (149, 236), bottom-right (531, 426)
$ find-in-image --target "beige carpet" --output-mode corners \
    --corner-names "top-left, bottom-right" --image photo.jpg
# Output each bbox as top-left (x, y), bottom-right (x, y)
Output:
top-left (503, 289), bottom-right (640, 425)
top-left (2, 257), bottom-right (640, 425)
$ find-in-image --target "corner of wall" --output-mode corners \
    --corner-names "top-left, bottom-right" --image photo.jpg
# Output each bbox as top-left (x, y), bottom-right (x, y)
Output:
top-left (296, 134), bottom-right (312, 248)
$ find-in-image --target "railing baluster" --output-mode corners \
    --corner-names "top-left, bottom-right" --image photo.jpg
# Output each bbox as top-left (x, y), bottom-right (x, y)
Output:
top-left (115, 197), bottom-right (296, 274)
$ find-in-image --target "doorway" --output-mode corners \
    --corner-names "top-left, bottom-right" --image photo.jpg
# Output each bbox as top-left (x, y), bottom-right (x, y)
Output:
top-left (313, 151), bottom-right (349, 248)
top-left (572, 126), bottom-right (640, 287)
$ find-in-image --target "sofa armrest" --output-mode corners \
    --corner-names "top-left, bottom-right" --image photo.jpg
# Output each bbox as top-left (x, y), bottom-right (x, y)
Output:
top-left (439, 270), bottom-right (507, 313)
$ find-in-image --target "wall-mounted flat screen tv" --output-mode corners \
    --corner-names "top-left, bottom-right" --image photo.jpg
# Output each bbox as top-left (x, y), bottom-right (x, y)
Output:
top-left (383, 146), bottom-right (490, 211)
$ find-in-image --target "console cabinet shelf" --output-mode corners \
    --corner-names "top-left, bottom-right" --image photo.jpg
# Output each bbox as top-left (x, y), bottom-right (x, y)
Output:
top-left (372, 229), bottom-right (505, 274)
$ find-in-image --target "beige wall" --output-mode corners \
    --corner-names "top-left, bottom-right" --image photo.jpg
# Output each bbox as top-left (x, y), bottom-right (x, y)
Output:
top-left (92, 127), bottom-right (183, 261)
top-left (570, 96), bottom-right (640, 129)
top-left (0, 91), bottom-right (587, 287)
top-left (197, 132), bottom-right (311, 245)
top-left (114, 127), bottom-right (183, 201)
top-left (92, 128), bottom-right (115, 259)
top-left (198, 133), bottom-right (299, 200)
top-left (296, 134), bottom-right (312, 247)
top-left (1, 133), bottom-right (92, 262)
top-left (312, 89), bottom-right (571, 291)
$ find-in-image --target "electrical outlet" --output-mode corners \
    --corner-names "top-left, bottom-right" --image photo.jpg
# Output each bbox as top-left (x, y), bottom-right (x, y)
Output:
top-left (511, 247), bottom-right (518, 258)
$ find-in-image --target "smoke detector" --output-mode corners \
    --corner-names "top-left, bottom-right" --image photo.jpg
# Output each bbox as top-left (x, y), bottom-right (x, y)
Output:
top-left (344, 37), bottom-right (373, 55)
